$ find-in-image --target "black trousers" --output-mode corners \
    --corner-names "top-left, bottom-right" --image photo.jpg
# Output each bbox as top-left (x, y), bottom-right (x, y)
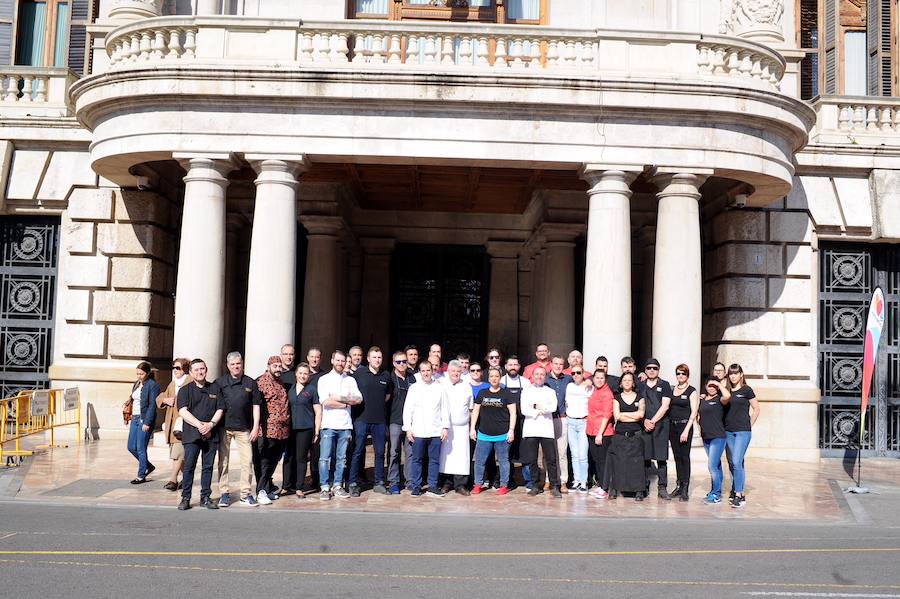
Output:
top-left (669, 421), bottom-right (693, 485)
top-left (587, 434), bottom-right (610, 490)
top-left (521, 437), bottom-right (560, 487)
top-left (645, 459), bottom-right (668, 490)
top-left (439, 473), bottom-right (469, 490)
top-left (257, 437), bottom-right (286, 494)
top-left (182, 438), bottom-right (217, 502)
top-left (281, 428), bottom-right (319, 491)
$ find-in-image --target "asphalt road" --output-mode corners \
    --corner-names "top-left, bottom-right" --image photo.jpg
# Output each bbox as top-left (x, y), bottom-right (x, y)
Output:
top-left (1, 499), bottom-right (900, 599)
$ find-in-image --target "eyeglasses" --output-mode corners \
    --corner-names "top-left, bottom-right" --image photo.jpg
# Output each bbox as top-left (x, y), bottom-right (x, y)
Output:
top-left (571, 370), bottom-right (583, 375)
top-left (646, 366), bottom-right (659, 371)
top-left (394, 360), bottom-right (408, 364)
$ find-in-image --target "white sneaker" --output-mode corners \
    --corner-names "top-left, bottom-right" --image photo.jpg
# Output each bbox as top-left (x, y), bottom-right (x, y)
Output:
top-left (592, 489), bottom-right (609, 499)
top-left (256, 490), bottom-right (272, 505)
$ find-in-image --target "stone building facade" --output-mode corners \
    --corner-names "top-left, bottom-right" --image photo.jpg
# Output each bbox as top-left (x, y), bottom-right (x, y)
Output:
top-left (0, 0), bottom-right (897, 459)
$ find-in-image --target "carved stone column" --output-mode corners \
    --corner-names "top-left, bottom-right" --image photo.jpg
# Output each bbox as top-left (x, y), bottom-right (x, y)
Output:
top-left (486, 241), bottom-right (521, 356)
top-left (300, 216), bottom-right (344, 355)
top-left (536, 223), bottom-right (583, 357)
top-left (358, 237), bottom-right (395, 350)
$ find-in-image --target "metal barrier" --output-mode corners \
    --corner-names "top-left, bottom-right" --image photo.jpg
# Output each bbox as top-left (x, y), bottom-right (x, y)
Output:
top-left (0, 388), bottom-right (81, 462)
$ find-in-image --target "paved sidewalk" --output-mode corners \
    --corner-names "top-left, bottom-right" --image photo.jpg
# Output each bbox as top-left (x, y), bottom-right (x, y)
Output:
top-left (4, 439), bottom-right (899, 522)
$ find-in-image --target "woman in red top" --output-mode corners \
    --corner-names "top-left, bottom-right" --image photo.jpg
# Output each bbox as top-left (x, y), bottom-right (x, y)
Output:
top-left (587, 370), bottom-right (615, 499)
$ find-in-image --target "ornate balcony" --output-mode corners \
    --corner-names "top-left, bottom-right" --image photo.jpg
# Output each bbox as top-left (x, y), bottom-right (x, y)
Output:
top-left (71, 16), bottom-right (812, 205)
top-left (0, 67), bottom-right (78, 118)
top-left (810, 96), bottom-right (900, 146)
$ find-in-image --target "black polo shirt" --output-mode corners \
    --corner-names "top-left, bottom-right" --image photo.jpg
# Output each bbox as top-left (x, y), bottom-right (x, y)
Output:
top-left (280, 368), bottom-right (296, 394)
top-left (177, 381), bottom-right (226, 444)
top-left (388, 370), bottom-right (414, 426)
top-left (288, 383), bottom-right (319, 430)
top-left (353, 367), bottom-right (393, 424)
top-left (214, 373), bottom-right (262, 432)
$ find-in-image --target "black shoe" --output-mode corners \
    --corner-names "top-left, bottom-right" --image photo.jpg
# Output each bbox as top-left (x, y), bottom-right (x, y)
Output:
top-left (146, 463), bottom-right (156, 476)
top-left (441, 482), bottom-right (453, 494)
top-left (729, 488), bottom-right (736, 501)
top-left (200, 498), bottom-right (219, 510)
top-left (177, 481), bottom-right (183, 490)
top-left (658, 488), bottom-right (672, 501)
top-left (668, 483), bottom-right (683, 499)
top-left (349, 484), bottom-right (361, 498)
top-left (609, 489), bottom-right (618, 500)
top-left (527, 487), bottom-right (543, 496)
top-left (177, 499), bottom-right (191, 510)
top-left (680, 484), bottom-right (690, 502)
top-left (550, 488), bottom-right (562, 498)
top-left (164, 481), bottom-right (178, 491)
top-left (279, 488), bottom-right (295, 496)
top-left (130, 478), bottom-right (147, 485)
top-left (635, 491), bottom-right (645, 502)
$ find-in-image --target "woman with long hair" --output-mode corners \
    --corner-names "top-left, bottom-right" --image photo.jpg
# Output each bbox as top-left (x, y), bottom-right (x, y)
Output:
top-left (156, 357), bottom-right (190, 491)
top-left (607, 372), bottom-right (647, 501)
top-left (127, 361), bottom-right (160, 484)
top-left (668, 364), bottom-right (699, 501)
top-left (725, 363), bottom-right (759, 508)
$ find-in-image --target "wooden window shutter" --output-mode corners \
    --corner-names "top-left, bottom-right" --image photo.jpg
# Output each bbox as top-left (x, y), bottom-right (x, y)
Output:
top-left (866, 0), bottom-right (894, 95)
top-left (800, 0), bottom-right (820, 99)
top-left (823, 0), bottom-right (838, 94)
top-left (67, 0), bottom-right (90, 74)
top-left (0, 0), bottom-right (13, 66)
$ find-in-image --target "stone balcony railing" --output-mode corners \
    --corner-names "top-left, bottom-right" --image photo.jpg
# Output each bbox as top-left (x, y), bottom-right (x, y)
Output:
top-left (101, 16), bottom-right (786, 90)
top-left (811, 96), bottom-right (900, 146)
top-left (0, 67), bottom-right (78, 117)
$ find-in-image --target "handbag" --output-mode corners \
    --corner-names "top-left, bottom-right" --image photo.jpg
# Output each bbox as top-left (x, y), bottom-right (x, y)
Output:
top-left (122, 398), bottom-right (133, 425)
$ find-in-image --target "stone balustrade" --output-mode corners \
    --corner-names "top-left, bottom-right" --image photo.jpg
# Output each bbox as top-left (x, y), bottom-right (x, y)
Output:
top-left (0, 67), bottom-right (77, 116)
top-left (102, 17), bottom-right (784, 89)
top-left (811, 96), bottom-right (900, 145)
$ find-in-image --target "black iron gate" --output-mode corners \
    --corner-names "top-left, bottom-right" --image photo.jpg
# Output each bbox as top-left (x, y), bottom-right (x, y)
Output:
top-left (0, 218), bottom-right (60, 399)
top-left (391, 244), bottom-right (489, 362)
top-left (818, 243), bottom-right (900, 457)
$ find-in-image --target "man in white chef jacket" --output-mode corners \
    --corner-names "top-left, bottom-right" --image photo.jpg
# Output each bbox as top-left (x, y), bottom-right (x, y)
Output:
top-left (439, 360), bottom-right (473, 495)
top-left (403, 360), bottom-right (450, 497)
top-left (520, 366), bottom-right (562, 498)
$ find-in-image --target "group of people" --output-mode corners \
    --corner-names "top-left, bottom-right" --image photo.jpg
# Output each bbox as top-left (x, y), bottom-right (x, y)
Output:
top-left (124, 341), bottom-right (760, 510)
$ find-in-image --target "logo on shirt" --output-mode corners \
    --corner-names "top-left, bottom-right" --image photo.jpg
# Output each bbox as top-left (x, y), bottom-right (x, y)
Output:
top-left (656, 387), bottom-right (662, 392)
top-left (208, 394), bottom-right (217, 400)
top-left (379, 381), bottom-right (387, 385)
top-left (244, 387), bottom-right (252, 393)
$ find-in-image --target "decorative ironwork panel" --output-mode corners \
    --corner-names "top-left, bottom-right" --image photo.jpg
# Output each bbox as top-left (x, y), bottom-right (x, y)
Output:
top-left (392, 245), bottom-right (488, 361)
top-left (0, 218), bottom-right (59, 398)
top-left (818, 242), bottom-right (899, 457)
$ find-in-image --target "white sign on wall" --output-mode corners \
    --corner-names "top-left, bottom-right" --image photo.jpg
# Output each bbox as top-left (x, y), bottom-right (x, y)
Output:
top-left (64, 388), bottom-right (79, 412)
top-left (31, 390), bottom-right (50, 417)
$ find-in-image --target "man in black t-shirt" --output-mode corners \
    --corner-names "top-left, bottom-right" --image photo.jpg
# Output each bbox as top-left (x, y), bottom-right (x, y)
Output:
top-left (387, 350), bottom-right (414, 494)
top-left (349, 346), bottom-right (393, 496)
top-left (641, 358), bottom-right (673, 500)
top-left (177, 359), bottom-right (225, 511)
top-left (215, 351), bottom-right (262, 507)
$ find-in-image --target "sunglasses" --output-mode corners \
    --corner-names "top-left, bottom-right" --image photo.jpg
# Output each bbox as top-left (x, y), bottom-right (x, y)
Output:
top-left (488, 355), bottom-right (500, 359)
top-left (646, 366), bottom-right (659, 371)
top-left (394, 360), bottom-right (408, 364)
top-left (676, 371), bottom-right (687, 376)
top-left (470, 368), bottom-right (481, 372)
top-left (172, 366), bottom-right (182, 371)
top-left (571, 370), bottom-right (583, 375)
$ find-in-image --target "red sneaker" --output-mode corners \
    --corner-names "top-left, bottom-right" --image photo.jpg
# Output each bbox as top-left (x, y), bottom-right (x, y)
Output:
top-left (497, 486), bottom-right (510, 496)
top-left (471, 484), bottom-right (482, 495)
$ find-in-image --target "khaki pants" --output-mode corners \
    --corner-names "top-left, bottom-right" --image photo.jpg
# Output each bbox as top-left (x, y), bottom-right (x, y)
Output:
top-left (218, 429), bottom-right (254, 499)
top-left (554, 416), bottom-right (569, 485)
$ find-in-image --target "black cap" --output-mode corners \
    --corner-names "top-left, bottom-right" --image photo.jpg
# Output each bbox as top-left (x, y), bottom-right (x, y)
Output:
top-left (645, 358), bottom-right (660, 368)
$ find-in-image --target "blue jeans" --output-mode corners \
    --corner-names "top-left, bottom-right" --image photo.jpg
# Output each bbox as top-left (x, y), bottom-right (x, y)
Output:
top-left (703, 437), bottom-right (727, 497)
top-left (349, 421), bottom-right (386, 486)
top-left (567, 417), bottom-right (588, 486)
top-left (126, 415), bottom-right (153, 478)
top-left (474, 439), bottom-right (510, 487)
top-left (319, 428), bottom-right (352, 490)
top-left (409, 436), bottom-right (442, 491)
top-left (725, 431), bottom-right (752, 493)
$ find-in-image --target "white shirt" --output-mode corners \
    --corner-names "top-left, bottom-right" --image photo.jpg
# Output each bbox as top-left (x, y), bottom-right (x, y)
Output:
top-left (403, 379), bottom-right (450, 438)
top-left (415, 370), bottom-right (444, 383)
top-left (520, 385), bottom-right (557, 438)
top-left (443, 379), bottom-right (473, 426)
top-left (317, 370), bottom-right (362, 430)
top-left (565, 382), bottom-right (593, 419)
top-left (132, 384), bottom-right (142, 417)
top-left (500, 374), bottom-right (531, 390)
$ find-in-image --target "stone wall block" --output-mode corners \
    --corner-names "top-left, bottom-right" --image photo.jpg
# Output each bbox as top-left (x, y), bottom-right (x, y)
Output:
top-left (767, 346), bottom-right (815, 378)
top-left (709, 277), bottom-right (766, 309)
top-left (60, 289), bottom-right (91, 321)
top-left (785, 245), bottom-right (813, 276)
top-left (67, 188), bottom-right (114, 221)
top-left (708, 311), bottom-right (783, 343)
top-left (770, 212), bottom-right (812, 243)
top-left (769, 278), bottom-right (812, 310)
top-left (63, 255), bottom-right (110, 287)
top-left (713, 244), bottom-right (784, 276)
top-left (98, 223), bottom-right (174, 261)
top-left (93, 290), bottom-right (153, 323)
top-left (111, 257), bottom-right (169, 291)
top-left (784, 312), bottom-right (813, 343)
top-left (62, 219), bottom-right (95, 254)
top-left (711, 212), bottom-right (765, 245)
top-left (108, 325), bottom-right (172, 358)
top-left (60, 323), bottom-right (105, 355)
top-left (711, 344), bottom-right (766, 375)
top-left (115, 190), bottom-right (170, 225)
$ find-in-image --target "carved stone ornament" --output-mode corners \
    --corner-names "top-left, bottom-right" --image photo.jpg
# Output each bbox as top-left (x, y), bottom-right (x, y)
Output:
top-left (428, 0), bottom-right (470, 6)
top-left (720, 0), bottom-right (785, 44)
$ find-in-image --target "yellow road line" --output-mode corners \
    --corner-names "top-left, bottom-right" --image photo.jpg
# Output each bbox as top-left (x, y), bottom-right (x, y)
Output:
top-left (0, 547), bottom-right (898, 558)
top-left (2, 558), bottom-right (900, 591)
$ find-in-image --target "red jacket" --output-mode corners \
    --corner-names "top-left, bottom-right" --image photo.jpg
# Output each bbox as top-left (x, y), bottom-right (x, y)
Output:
top-left (587, 384), bottom-right (615, 437)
